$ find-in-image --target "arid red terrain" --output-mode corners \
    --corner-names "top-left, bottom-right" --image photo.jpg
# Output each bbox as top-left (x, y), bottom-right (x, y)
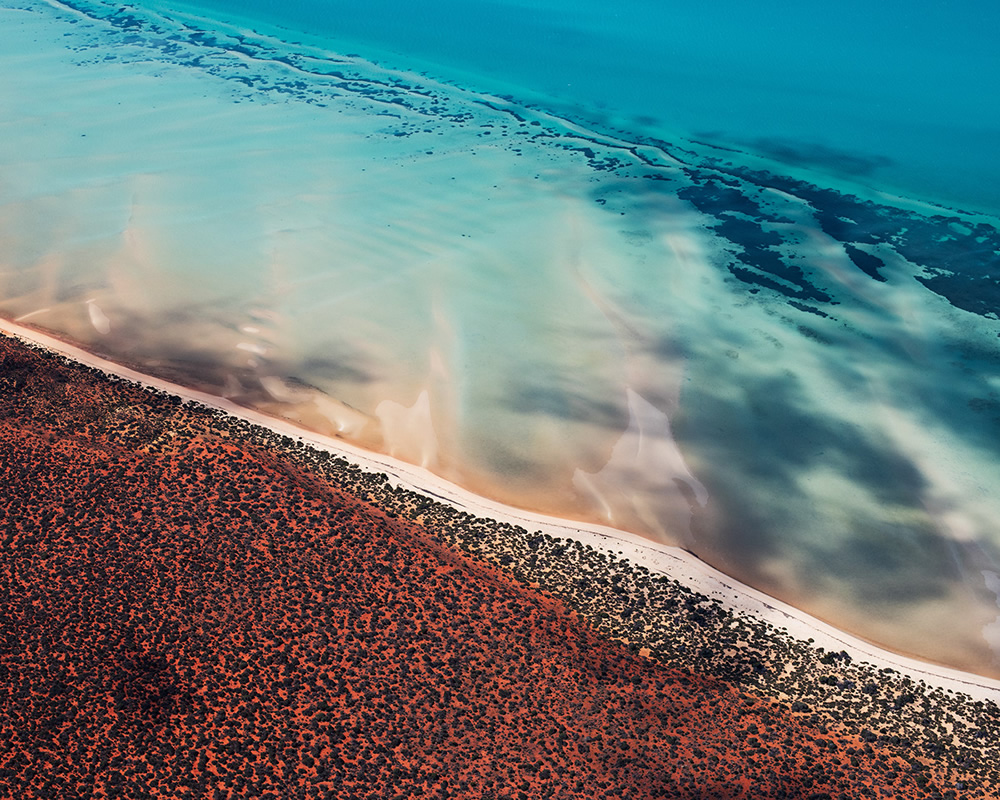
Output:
top-left (0, 333), bottom-right (969, 799)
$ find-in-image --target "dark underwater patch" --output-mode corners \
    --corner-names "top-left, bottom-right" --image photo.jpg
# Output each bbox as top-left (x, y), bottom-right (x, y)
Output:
top-left (843, 244), bottom-right (887, 282)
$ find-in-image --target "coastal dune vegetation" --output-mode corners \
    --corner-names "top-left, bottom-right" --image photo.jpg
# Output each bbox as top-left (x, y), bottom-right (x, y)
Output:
top-left (1, 331), bottom-right (998, 798)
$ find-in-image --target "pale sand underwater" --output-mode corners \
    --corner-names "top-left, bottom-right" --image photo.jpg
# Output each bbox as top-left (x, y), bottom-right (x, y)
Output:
top-left (2, 0), bottom-right (1000, 676)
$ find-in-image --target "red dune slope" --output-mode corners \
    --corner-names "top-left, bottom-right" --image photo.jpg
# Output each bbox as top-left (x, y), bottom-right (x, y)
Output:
top-left (0, 332), bottom-right (966, 799)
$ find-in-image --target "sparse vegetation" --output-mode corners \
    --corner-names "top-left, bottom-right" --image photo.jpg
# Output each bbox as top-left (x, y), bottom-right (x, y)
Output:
top-left (1, 331), bottom-right (996, 799)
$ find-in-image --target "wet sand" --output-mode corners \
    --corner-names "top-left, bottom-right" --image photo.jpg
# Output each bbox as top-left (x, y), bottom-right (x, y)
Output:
top-left (2, 320), bottom-right (1000, 798)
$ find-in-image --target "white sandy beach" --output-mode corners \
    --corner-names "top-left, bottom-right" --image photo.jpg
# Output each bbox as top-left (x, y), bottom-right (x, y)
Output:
top-left (4, 316), bottom-right (999, 703)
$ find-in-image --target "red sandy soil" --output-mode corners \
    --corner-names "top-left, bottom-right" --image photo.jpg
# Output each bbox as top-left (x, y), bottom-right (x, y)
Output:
top-left (0, 335), bottom-right (957, 799)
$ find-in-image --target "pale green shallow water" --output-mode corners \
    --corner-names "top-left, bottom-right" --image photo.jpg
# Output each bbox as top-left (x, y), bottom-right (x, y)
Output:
top-left (2, 0), bottom-right (1000, 676)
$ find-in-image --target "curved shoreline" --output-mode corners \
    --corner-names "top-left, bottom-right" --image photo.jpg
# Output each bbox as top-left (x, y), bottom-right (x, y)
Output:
top-left (4, 316), bottom-right (999, 701)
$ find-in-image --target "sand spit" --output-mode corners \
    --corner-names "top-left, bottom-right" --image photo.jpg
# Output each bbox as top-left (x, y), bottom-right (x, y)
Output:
top-left (1, 322), bottom-right (1000, 797)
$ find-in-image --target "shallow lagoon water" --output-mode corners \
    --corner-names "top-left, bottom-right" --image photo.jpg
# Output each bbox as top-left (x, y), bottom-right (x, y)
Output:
top-left (2, 0), bottom-right (1000, 676)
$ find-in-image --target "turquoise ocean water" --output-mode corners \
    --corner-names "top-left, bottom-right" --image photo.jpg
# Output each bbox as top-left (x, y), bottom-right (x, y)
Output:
top-left (2, 0), bottom-right (1000, 674)
top-left (188, 0), bottom-right (1000, 214)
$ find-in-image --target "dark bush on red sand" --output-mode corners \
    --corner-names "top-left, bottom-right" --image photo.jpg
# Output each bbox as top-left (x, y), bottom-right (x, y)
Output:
top-left (0, 334), bottom-right (967, 798)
